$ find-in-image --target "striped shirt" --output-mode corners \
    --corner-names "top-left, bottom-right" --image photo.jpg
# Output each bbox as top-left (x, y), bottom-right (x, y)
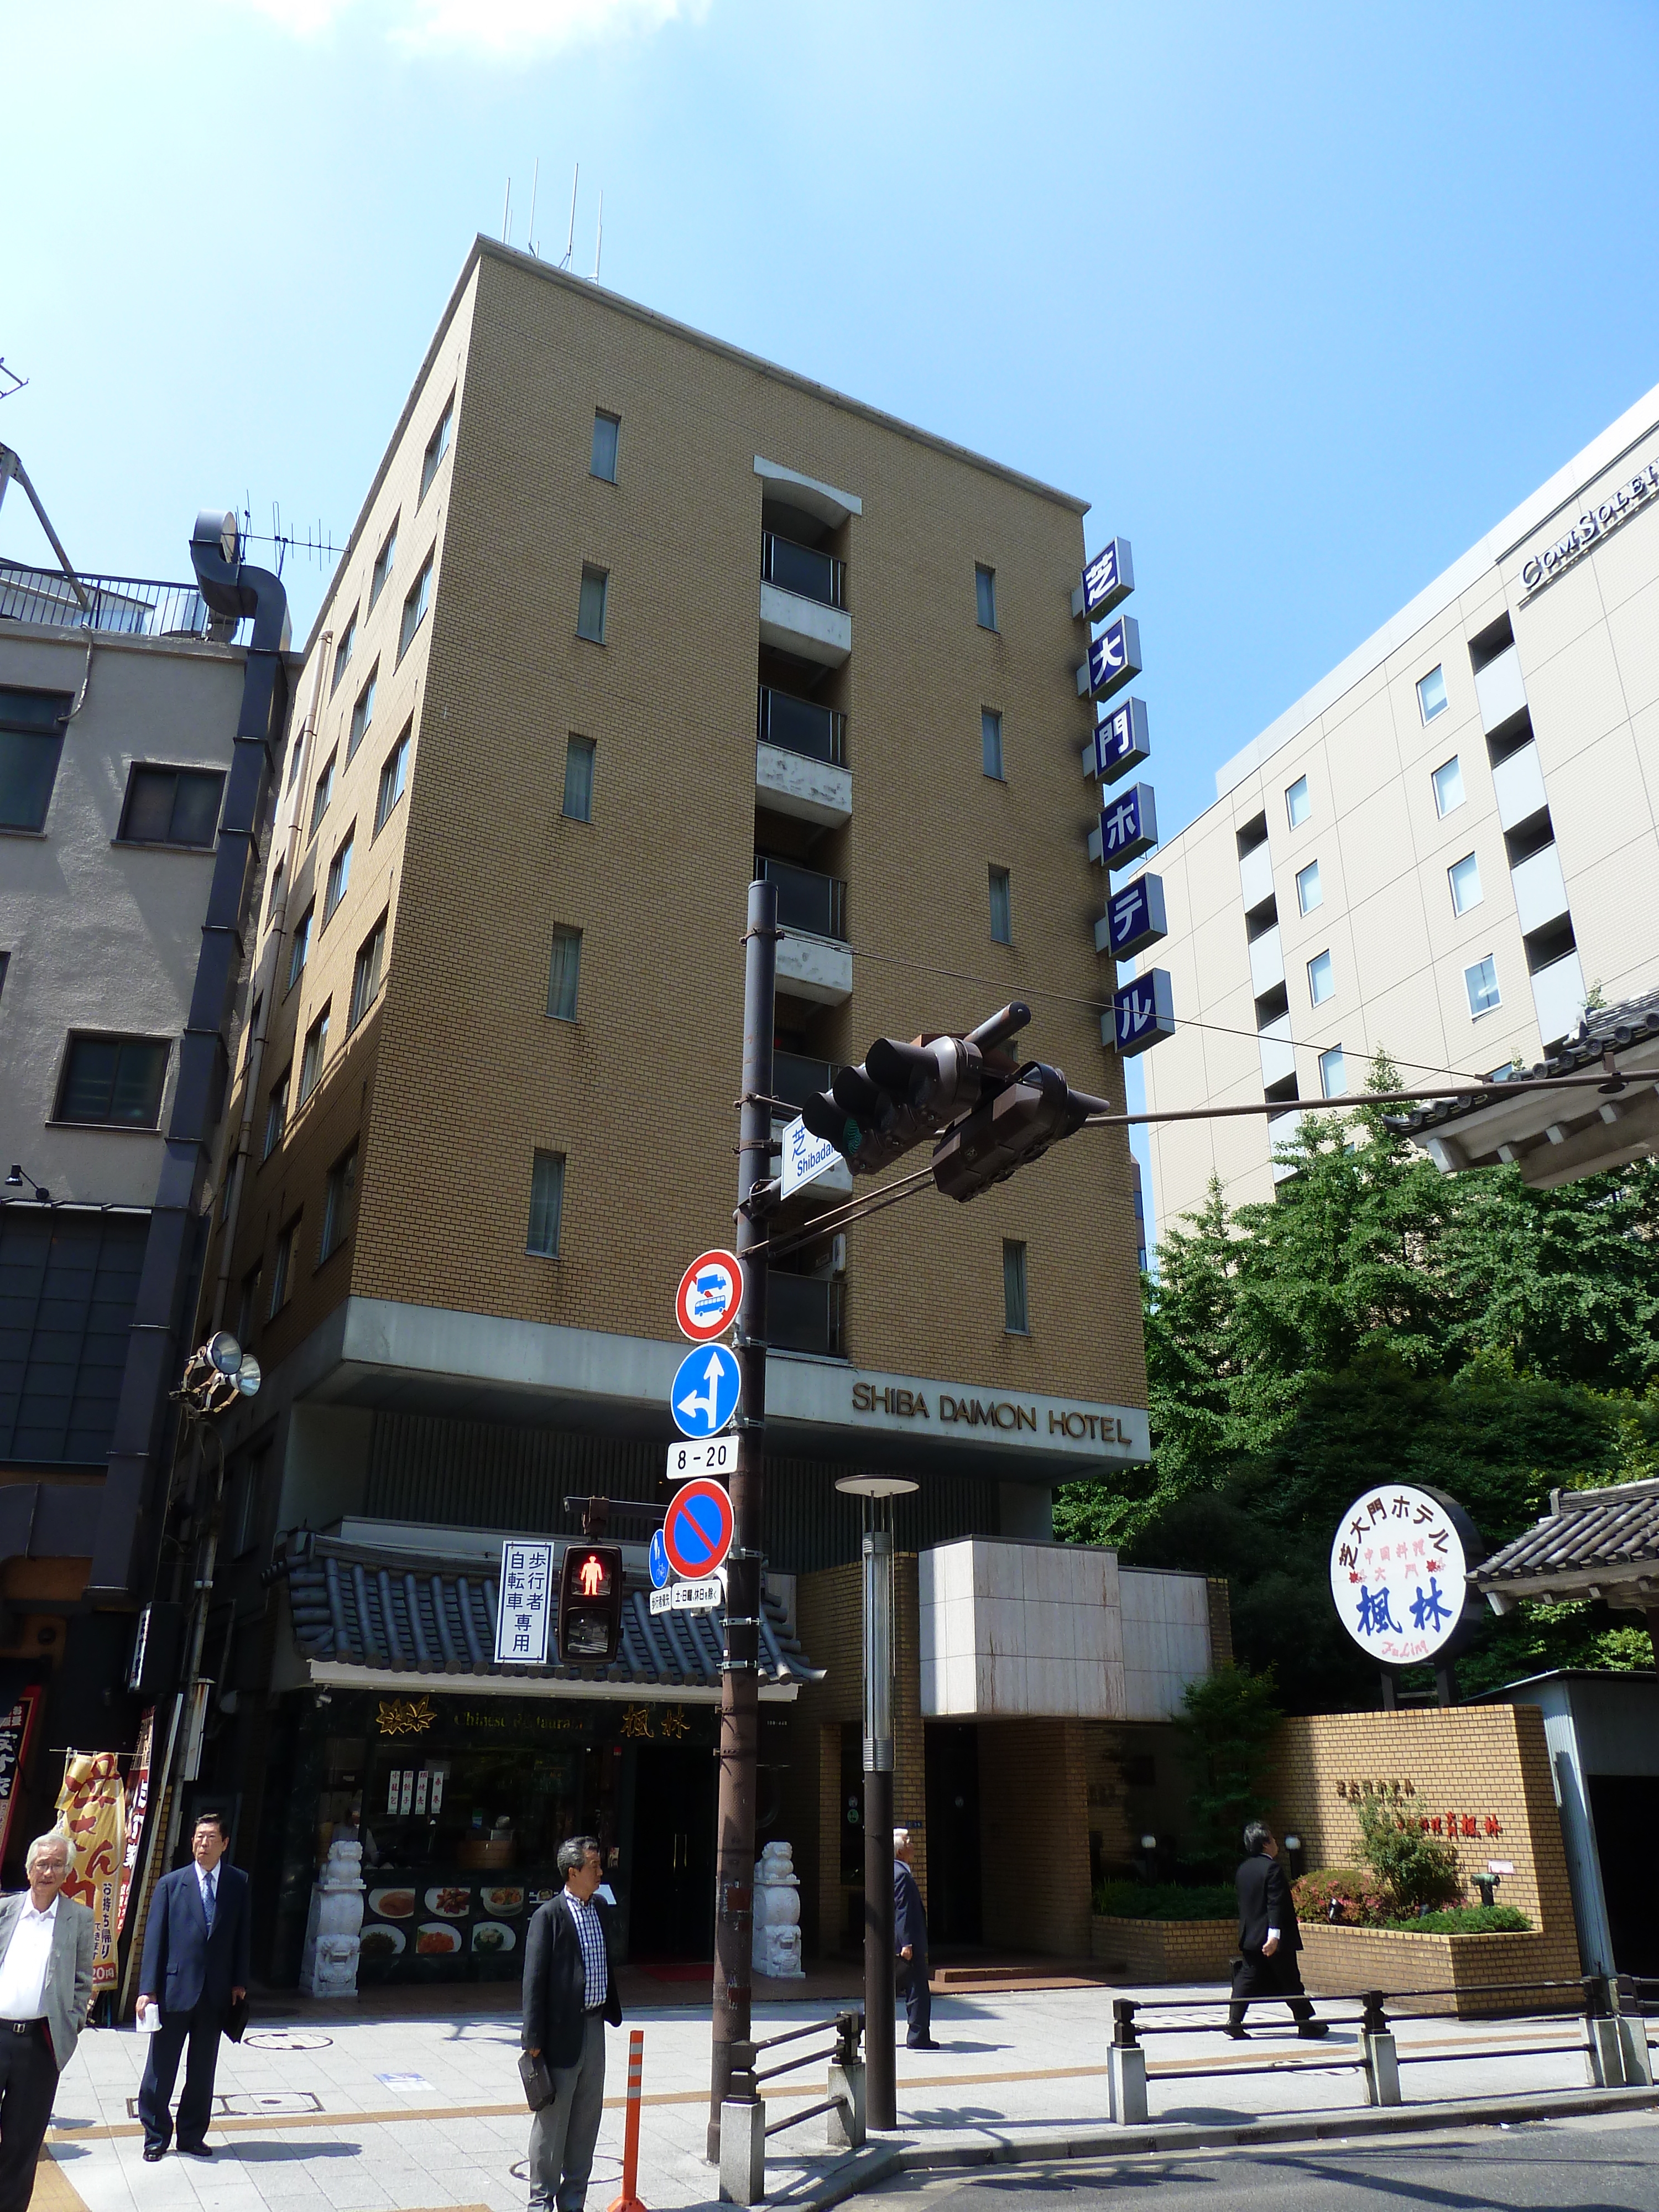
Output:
top-left (565, 1889), bottom-right (608, 2011)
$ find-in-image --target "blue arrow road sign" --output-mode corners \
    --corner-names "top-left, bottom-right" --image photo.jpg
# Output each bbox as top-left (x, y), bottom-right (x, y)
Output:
top-left (670, 1343), bottom-right (742, 1439)
top-left (649, 1529), bottom-right (670, 1589)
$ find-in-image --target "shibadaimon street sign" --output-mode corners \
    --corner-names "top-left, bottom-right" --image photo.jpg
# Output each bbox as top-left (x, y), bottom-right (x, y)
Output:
top-left (1328, 1483), bottom-right (1477, 1668)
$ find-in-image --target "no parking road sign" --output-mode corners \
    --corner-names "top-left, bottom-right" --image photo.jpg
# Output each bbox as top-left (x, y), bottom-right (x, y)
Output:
top-left (670, 1343), bottom-right (741, 1439)
top-left (675, 1250), bottom-right (744, 1342)
top-left (664, 1478), bottom-right (735, 1579)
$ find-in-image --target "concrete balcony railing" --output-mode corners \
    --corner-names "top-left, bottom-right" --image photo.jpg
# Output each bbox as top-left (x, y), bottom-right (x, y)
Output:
top-left (757, 688), bottom-right (851, 827)
top-left (760, 535), bottom-right (851, 667)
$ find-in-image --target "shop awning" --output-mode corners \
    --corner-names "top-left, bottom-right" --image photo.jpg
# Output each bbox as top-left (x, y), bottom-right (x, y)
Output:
top-left (270, 1531), bottom-right (825, 1702)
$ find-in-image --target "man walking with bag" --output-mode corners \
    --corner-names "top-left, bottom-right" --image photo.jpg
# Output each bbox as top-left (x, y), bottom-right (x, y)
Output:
top-left (135, 1810), bottom-right (251, 2161)
top-left (0, 1831), bottom-right (94, 2212)
top-left (521, 1835), bottom-right (620, 2212)
top-left (1227, 1821), bottom-right (1326, 2039)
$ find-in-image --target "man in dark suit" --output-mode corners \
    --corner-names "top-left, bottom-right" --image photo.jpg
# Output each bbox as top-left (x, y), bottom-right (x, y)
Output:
top-left (136, 1810), bottom-right (251, 2161)
top-left (521, 1835), bottom-right (621, 2212)
top-left (1227, 1821), bottom-right (1326, 2039)
top-left (893, 1828), bottom-right (937, 2051)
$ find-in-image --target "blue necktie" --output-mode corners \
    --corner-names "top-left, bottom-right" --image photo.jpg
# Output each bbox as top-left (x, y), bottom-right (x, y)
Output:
top-left (204, 1873), bottom-right (216, 1935)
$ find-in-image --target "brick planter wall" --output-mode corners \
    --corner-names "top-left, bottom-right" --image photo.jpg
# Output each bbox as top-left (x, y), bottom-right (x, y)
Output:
top-left (1091, 1915), bottom-right (1237, 1982)
top-left (1300, 1922), bottom-right (1583, 2018)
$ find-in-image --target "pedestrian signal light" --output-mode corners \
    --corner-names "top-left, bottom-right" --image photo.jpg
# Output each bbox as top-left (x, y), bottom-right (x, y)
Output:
top-left (557, 1542), bottom-right (624, 1665)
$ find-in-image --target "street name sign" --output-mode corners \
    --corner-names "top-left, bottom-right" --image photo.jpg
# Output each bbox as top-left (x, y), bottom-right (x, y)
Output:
top-left (649, 1577), bottom-right (723, 1615)
top-left (780, 1115), bottom-right (841, 1199)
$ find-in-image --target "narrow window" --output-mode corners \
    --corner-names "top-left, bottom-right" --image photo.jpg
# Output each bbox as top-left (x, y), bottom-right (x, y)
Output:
top-left (349, 912), bottom-right (388, 1027)
top-left (1448, 853), bottom-right (1483, 916)
top-left (975, 564), bottom-right (998, 631)
top-left (54, 1036), bottom-right (169, 1127)
top-left (1307, 949), bottom-right (1334, 1005)
top-left (269, 1217), bottom-right (300, 1316)
top-left (375, 724), bottom-right (411, 834)
top-left (527, 1150), bottom-right (566, 1257)
top-left (981, 709), bottom-right (1004, 780)
top-left (298, 1004), bottom-right (331, 1104)
top-left (323, 828), bottom-right (354, 923)
top-left (420, 394), bottom-right (453, 500)
top-left (1003, 1240), bottom-right (1029, 1334)
top-left (265, 858), bottom-right (284, 929)
top-left (236, 1265), bottom-right (261, 1345)
top-left (1417, 664), bottom-right (1448, 723)
top-left (398, 555), bottom-right (433, 662)
top-left (241, 992), bottom-right (263, 1075)
top-left (369, 518), bottom-right (398, 610)
top-left (330, 614), bottom-right (357, 696)
top-left (0, 686), bottom-right (72, 832)
top-left (590, 411), bottom-right (620, 482)
top-left (320, 1146), bottom-right (358, 1262)
top-left (988, 865), bottom-right (1012, 944)
top-left (118, 765), bottom-right (225, 847)
top-left (1465, 956), bottom-right (1502, 1018)
top-left (577, 565), bottom-right (608, 643)
top-left (546, 927), bottom-right (583, 1021)
top-left (1432, 756), bottom-right (1464, 817)
top-left (1318, 1045), bottom-right (1348, 1099)
top-left (309, 751), bottom-right (336, 841)
top-left (263, 1068), bottom-right (289, 1159)
top-left (562, 735), bottom-right (596, 821)
top-left (288, 903), bottom-right (313, 990)
top-left (1295, 859), bottom-right (1323, 916)
top-left (1285, 775), bottom-right (1310, 828)
top-left (347, 667), bottom-right (377, 760)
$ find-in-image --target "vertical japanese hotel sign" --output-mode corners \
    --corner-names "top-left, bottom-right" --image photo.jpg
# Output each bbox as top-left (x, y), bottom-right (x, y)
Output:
top-left (495, 1539), bottom-right (554, 1664)
top-left (0, 1689), bottom-right (41, 1866)
top-left (1328, 1484), bottom-right (1474, 1668)
top-left (56, 1751), bottom-right (126, 1989)
top-left (1077, 534), bottom-right (1172, 1060)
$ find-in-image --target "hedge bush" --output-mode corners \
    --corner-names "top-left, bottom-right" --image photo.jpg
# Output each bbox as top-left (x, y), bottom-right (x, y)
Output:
top-left (1093, 1880), bottom-right (1237, 1921)
top-left (1378, 1904), bottom-right (1533, 1934)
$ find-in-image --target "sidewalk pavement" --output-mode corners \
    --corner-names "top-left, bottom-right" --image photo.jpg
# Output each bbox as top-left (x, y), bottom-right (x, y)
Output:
top-left (41, 1979), bottom-right (1652, 2212)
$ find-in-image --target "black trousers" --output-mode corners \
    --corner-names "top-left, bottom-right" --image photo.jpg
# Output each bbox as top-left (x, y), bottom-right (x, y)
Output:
top-left (137, 2002), bottom-right (224, 2150)
top-left (0, 2022), bottom-right (59, 2212)
top-left (1228, 1945), bottom-right (1314, 2027)
top-left (897, 1955), bottom-right (932, 2046)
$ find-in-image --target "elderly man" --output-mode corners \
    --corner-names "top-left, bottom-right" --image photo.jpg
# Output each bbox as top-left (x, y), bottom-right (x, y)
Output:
top-left (521, 1835), bottom-right (621, 2212)
top-left (0, 1831), bottom-right (95, 2212)
top-left (893, 1829), bottom-right (938, 2051)
top-left (136, 1811), bottom-right (251, 2162)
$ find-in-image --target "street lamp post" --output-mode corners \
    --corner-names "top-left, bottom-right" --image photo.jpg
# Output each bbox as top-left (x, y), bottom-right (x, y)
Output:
top-left (837, 1473), bottom-right (917, 2132)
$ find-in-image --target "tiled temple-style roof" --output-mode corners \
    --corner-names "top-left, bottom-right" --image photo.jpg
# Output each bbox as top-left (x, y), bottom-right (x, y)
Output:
top-left (1473, 1478), bottom-right (1659, 1624)
top-left (271, 1530), bottom-right (822, 1693)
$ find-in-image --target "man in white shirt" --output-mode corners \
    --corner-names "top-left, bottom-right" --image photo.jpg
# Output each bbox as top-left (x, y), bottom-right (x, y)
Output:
top-left (0, 1832), bottom-right (95, 2211)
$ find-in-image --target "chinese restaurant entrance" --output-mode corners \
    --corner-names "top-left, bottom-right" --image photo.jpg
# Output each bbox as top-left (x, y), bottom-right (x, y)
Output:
top-left (627, 1740), bottom-right (717, 1961)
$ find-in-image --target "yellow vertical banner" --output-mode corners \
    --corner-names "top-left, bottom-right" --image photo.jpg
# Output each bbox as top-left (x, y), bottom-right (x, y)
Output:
top-left (56, 1752), bottom-right (126, 1990)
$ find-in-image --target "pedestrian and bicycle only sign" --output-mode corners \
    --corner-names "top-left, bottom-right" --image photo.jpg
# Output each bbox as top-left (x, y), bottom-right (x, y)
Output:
top-left (653, 1251), bottom-right (743, 1616)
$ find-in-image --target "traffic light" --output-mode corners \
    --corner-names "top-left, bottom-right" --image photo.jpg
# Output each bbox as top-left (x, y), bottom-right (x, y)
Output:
top-left (800, 1001), bottom-right (1032, 1174)
top-left (931, 1061), bottom-right (1109, 1202)
top-left (556, 1541), bottom-right (624, 1664)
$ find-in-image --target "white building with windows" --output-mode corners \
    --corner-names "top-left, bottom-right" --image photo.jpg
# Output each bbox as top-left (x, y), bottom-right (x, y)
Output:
top-left (1137, 380), bottom-right (1659, 1233)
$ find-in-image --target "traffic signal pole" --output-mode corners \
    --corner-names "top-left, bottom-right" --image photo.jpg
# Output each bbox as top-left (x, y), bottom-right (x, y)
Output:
top-left (707, 878), bottom-right (777, 2162)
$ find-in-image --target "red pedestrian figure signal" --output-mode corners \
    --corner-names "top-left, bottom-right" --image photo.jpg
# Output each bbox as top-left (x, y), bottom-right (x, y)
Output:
top-left (557, 1542), bottom-right (623, 1665)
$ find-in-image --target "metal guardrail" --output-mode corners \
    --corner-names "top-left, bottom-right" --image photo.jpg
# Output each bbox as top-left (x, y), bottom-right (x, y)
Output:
top-left (754, 853), bottom-right (848, 943)
top-left (761, 532), bottom-right (846, 612)
top-left (0, 559), bottom-right (242, 643)
top-left (758, 684), bottom-right (847, 767)
top-left (721, 2010), bottom-right (865, 2204)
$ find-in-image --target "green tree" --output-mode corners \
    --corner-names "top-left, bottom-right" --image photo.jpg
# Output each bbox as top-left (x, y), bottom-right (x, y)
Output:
top-left (1173, 1663), bottom-right (1282, 1866)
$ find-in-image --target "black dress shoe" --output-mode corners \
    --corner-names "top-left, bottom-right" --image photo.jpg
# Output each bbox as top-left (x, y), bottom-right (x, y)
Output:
top-left (142, 2145), bottom-right (167, 2162)
top-left (176, 2142), bottom-right (213, 2159)
top-left (1223, 2026), bottom-right (1249, 2040)
top-left (907, 2038), bottom-right (942, 2051)
top-left (1297, 2021), bottom-right (1330, 2039)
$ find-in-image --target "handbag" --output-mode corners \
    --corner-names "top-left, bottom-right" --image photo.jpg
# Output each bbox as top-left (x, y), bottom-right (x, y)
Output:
top-left (519, 2049), bottom-right (555, 2111)
top-left (225, 1995), bottom-right (250, 2044)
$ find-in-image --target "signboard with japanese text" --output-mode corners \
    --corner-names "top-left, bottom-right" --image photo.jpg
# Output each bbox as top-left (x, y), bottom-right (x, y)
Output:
top-left (1089, 695), bottom-right (1151, 785)
top-left (494, 1539), bottom-right (554, 1665)
top-left (1092, 782), bottom-right (1158, 870)
top-left (1111, 968), bottom-right (1175, 1056)
top-left (1077, 536), bottom-right (1135, 622)
top-left (1081, 613), bottom-right (1142, 702)
top-left (0, 1690), bottom-right (40, 1868)
top-left (1328, 1484), bottom-right (1477, 1668)
top-left (1097, 873), bottom-right (1167, 962)
top-left (56, 1752), bottom-right (125, 1989)
top-left (117, 1707), bottom-right (154, 1937)
top-left (780, 1115), bottom-right (841, 1199)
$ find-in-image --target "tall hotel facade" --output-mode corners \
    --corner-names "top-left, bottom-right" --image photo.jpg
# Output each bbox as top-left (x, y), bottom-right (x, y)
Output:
top-left (189, 241), bottom-right (1226, 1983)
top-left (1137, 380), bottom-right (1659, 1232)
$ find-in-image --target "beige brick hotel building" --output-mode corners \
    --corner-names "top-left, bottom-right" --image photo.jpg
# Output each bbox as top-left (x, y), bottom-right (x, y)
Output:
top-left (191, 239), bottom-right (1224, 1981)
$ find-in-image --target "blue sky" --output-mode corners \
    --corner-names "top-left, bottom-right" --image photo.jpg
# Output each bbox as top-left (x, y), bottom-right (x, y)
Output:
top-left (6, 1), bottom-right (1658, 852)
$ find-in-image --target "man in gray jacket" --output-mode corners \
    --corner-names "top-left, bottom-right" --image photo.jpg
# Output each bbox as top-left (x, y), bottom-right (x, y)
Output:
top-left (0, 1832), bottom-right (95, 2211)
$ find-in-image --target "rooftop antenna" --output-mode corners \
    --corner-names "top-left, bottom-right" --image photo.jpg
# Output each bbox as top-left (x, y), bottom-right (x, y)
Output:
top-left (0, 359), bottom-right (26, 401)
top-left (561, 162), bottom-right (578, 269)
top-left (526, 158), bottom-right (539, 258)
top-left (502, 176), bottom-right (512, 245)
top-left (593, 190), bottom-right (603, 284)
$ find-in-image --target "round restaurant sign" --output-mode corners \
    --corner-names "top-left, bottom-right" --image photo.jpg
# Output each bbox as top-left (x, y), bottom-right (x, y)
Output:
top-left (1329, 1483), bottom-right (1470, 1668)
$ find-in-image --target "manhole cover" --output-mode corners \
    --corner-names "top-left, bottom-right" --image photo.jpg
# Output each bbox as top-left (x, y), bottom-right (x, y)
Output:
top-left (222, 2091), bottom-right (323, 2116)
top-left (243, 2030), bottom-right (334, 2052)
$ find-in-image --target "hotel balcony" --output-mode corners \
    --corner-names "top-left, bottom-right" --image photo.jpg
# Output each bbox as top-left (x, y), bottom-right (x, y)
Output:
top-left (756, 686), bottom-right (852, 828)
top-left (757, 854), bottom-right (852, 1005)
top-left (760, 531), bottom-right (851, 667)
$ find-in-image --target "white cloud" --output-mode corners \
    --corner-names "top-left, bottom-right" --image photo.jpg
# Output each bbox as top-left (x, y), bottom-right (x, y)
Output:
top-left (238, 0), bottom-right (707, 58)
